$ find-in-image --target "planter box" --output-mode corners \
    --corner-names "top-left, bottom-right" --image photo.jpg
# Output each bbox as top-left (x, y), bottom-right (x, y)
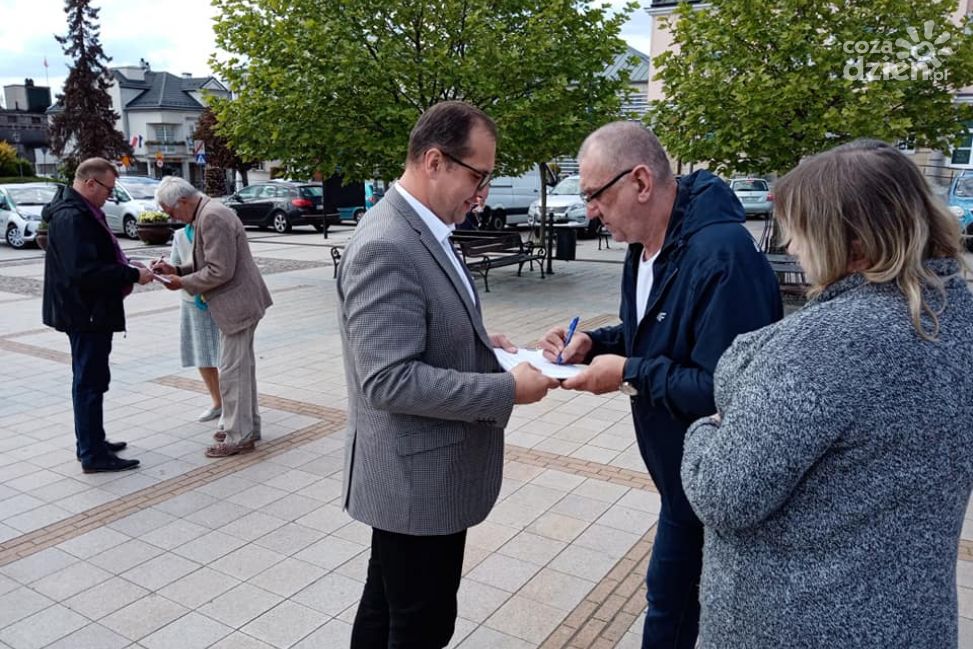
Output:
top-left (136, 222), bottom-right (173, 245)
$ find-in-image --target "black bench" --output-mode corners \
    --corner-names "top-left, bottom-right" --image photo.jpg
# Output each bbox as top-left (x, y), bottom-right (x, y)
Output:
top-left (451, 230), bottom-right (545, 292)
top-left (330, 232), bottom-right (545, 291)
top-left (330, 245), bottom-right (345, 278)
top-left (765, 253), bottom-right (808, 298)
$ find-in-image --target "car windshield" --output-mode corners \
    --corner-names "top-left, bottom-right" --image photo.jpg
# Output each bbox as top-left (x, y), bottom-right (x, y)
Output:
top-left (119, 179), bottom-right (159, 199)
top-left (6, 185), bottom-right (58, 205)
top-left (299, 186), bottom-right (323, 198)
top-left (551, 177), bottom-right (580, 195)
top-left (955, 178), bottom-right (973, 198)
top-left (731, 180), bottom-right (768, 192)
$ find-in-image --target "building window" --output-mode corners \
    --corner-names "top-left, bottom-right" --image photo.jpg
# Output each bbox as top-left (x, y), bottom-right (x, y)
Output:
top-left (151, 124), bottom-right (179, 143)
top-left (952, 126), bottom-right (972, 167)
top-left (30, 117), bottom-right (41, 125)
top-left (6, 116), bottom-right (16, 124)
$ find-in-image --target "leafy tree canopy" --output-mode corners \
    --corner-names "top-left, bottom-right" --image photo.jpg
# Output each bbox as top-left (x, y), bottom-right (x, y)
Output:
top-left (48, 0), bottom-right (131, 167)
top-left (211, 0), bottom-right (637, 181)
top-left (648, 0), bottom-right (973, 175)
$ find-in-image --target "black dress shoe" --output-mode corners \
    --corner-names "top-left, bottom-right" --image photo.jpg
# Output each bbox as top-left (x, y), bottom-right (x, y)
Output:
top-left (77, 440), bottom-right (129, 461)
top-left (82, 455), bottom-right (140, 474)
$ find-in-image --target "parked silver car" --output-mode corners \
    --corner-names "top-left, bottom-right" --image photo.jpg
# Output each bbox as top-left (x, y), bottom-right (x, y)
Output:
top-left (0, 182), bottom-right (61, 249)
top-left (730, 178), bottom-right (773, 217)
top-left (104, 176), bottom-right (162, 239)
top-left (527, 176), bottom-right (586, 226)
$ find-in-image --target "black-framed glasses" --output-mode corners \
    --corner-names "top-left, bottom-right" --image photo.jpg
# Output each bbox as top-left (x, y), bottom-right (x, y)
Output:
top-left (580, 168), bottom-right (634, 204)
top-left (441, 150), bottom-right (493, 191)
top-left (91, 177), bottom-right (115, 193)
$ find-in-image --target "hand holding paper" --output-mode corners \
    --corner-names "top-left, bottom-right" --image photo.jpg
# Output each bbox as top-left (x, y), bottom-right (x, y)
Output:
top-left (494, 348), bottom-right (583, 380)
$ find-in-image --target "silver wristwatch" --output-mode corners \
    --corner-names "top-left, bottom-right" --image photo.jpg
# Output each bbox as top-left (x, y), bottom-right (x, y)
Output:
top-left (619, 381), bottom-right (638, 396)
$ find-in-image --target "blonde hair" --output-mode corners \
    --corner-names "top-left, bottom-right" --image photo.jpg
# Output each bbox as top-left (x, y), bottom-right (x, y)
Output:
top-left (774, 139), bottom-right (963, 339)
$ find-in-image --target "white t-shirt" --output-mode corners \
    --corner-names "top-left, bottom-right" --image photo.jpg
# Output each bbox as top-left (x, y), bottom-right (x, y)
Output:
top-left (636, 249), bottom-right (661, 324)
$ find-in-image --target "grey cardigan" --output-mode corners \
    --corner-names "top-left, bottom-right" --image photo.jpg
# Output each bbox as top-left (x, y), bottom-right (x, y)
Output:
top-left (682, 258), bottom-right (973, 648)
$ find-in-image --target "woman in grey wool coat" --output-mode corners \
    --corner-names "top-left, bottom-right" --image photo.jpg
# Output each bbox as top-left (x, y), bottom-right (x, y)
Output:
top-left (681, 139), bottom-right (973, 648)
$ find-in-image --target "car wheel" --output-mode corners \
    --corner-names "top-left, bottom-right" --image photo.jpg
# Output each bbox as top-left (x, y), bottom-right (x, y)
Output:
top-left (487, 209), bottom-right (505, 231)
top-left (270, 211), bottom-right (291, 234)
top-left (353, 208), bottom-right (365, 222)
top-left (965, 223), bottom-right (973, 253)
top-left (5, 225), bottom-right (25, 249)
top-left (123, 216), bottom-right (139, 239)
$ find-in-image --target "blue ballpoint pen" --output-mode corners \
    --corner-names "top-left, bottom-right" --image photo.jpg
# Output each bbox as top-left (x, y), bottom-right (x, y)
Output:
top-left (557, 316), bottom-right (580, 365)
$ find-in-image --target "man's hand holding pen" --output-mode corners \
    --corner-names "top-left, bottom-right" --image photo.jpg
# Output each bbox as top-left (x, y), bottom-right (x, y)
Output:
top-left (539, 320), bottom-right (592, 366)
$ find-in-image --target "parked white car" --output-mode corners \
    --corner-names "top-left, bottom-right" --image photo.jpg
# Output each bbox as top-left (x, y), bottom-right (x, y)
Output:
top-left (729, 178), bottom-right (773, 218)
top-left (104, 176), bottom-right (161, 239)
top-left (0, 182), bottom-right (61, 249)
top-left (527, 175), bottom-right (588, 228)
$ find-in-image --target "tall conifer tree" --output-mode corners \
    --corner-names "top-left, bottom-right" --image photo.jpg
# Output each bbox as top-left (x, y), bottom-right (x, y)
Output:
top-left (48, 0), bottom-right (130, 170)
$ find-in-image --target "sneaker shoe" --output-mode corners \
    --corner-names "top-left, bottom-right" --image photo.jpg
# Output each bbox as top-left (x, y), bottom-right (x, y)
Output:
top-left (198, 406), bottom-right (222, 422)
top-left (82, 454), bottom-right (140, 474)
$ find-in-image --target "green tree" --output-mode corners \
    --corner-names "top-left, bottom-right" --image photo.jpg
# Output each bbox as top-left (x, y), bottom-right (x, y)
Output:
top-left (648, 0), bottom-right (973, 175)
top-left (211, 0), bottom-right (636, 180)
top-left (0, 141), bottom-right (34, 177)
top-left (48, 0), bottom-right (131, 169)
top-left (192, 107), bottom-right (259, 195)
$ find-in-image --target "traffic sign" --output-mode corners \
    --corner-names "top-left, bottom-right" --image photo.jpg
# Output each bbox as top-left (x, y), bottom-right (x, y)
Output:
top-left (195, 152), bottom-right (206, 166)
top-left (156, 159), bottom-right (164, 168)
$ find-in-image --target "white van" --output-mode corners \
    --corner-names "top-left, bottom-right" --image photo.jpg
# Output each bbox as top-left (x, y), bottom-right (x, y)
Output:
top-left (481, 168), bottom-right (545, 229)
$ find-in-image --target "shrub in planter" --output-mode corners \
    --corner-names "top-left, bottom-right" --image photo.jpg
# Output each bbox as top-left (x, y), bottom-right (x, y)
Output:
top-left (136, 210), bottom-right (173, 245)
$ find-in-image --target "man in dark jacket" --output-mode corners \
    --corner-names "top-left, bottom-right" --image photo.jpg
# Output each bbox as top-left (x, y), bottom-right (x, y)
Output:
top-left (540, 122), bottom-right (782, 649)
top-left (42, 157), bottom-right (152, 473)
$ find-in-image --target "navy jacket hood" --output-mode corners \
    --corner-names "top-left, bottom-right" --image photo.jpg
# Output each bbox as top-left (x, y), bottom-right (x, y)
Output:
top-left (660, 170), bottom-right (746, 255)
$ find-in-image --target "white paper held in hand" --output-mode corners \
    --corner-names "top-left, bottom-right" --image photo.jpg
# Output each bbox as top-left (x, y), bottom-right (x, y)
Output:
top-left (493, 348), bottom-right (583, 380)
top-left (152, 273), bottom-right (172, 285)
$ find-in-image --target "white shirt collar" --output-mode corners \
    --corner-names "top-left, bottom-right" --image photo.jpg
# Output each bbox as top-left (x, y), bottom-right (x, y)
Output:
top-left (396, 182), bottom-right (455, 244)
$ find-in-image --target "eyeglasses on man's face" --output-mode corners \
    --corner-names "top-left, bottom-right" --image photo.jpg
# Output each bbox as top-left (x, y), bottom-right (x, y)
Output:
top-left (91, 177), bottom-right (116, 194)
top-left (580, 168), bottom-right (634, 204)
top-left (441, 150), bottom-right (493, 191)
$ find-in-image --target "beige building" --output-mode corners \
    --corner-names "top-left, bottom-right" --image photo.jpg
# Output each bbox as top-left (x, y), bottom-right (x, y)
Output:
top-left (109, 59), bottom-right (231, 185)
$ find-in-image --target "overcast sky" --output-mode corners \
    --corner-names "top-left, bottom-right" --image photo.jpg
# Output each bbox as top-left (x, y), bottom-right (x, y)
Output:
top-left (0, 0), bottom-right (652, 108)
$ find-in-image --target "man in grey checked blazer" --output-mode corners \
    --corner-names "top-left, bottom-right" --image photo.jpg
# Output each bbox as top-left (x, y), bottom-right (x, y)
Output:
top-left (338, 102), bottom-right (558, 648)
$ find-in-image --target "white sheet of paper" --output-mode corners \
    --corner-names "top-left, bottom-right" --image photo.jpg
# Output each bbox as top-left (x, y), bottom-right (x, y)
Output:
top-left (152, 273), bottom-right (172, 284)
top-left (493, 348), bottom-right (583, 380)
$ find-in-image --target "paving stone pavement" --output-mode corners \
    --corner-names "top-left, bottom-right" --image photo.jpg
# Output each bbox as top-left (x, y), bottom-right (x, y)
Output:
top-left (0, 223), bottom-right (971, 649)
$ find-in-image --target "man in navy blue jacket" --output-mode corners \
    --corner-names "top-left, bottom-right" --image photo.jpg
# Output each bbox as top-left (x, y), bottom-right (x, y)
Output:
top-left (541, 122), bottom-right (782, 649)
top-left (42, 157), bottom-right (153, 473)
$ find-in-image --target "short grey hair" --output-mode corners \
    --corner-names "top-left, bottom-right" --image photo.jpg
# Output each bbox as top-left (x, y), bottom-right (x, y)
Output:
top-left (578, 121), bottom-right (673, 183)
top-left (155, 176), bottom-right (202, 208)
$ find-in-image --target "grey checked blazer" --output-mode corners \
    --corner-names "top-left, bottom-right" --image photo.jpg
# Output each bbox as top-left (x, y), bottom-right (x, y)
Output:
top-left (337, 187), bottom-right (516, 536)
top-left (178, 198), bottom-right (273, 335)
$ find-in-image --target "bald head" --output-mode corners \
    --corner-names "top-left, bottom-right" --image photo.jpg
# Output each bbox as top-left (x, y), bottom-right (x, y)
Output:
top-left (578, 122), bottom-right (673, 184)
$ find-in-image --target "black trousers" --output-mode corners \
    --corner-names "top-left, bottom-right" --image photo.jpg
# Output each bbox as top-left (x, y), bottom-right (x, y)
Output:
top-left (67, 331), bottom-right (113, 465)
top-left (350, 527), bottom-right (467, 649)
